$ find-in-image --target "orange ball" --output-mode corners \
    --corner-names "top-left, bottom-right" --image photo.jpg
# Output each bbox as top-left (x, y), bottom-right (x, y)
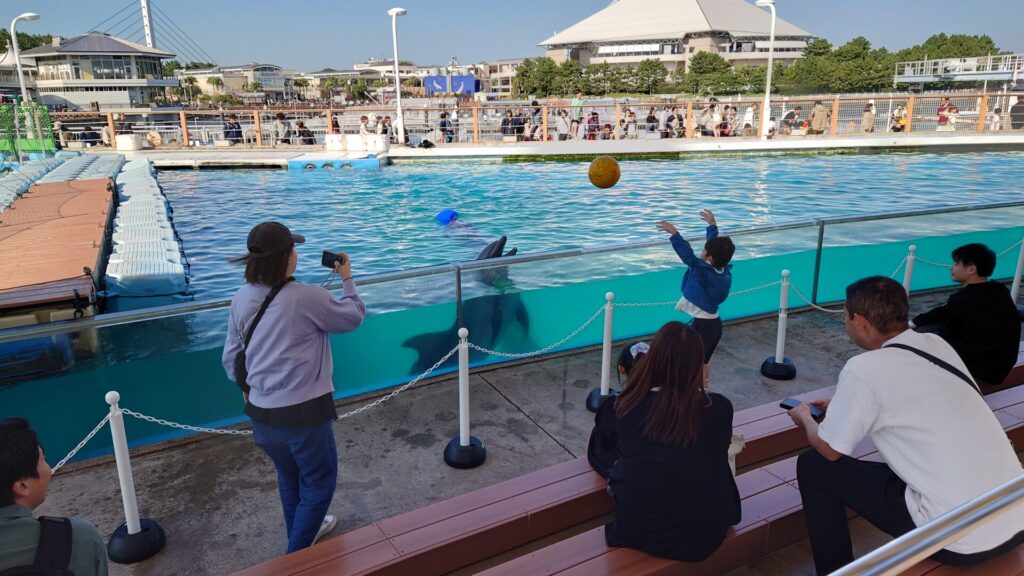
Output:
top-left (588, 156), bottom-right (621, 189)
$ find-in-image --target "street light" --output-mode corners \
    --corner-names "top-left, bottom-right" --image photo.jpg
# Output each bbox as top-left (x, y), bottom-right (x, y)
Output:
top-left (388, 7), bottom-right (407, 145)
top-left (755, 0), bottom-right (775, 140)
top-left (10, 12), bottom-right (39, 104)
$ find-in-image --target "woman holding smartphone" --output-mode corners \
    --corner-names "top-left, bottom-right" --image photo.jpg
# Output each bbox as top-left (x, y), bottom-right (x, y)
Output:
top-left (222, 221), bottom-right (365, 553)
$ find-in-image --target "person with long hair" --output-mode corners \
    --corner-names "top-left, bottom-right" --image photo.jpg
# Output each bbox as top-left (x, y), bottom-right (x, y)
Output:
top-left (221, 222), bottom-right (365, 553)
top-left (596, 321), bottom-right (740, 561)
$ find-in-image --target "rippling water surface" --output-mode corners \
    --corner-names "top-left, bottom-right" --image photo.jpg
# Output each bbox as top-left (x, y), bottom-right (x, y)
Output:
top-left (158, 151), bottom-right (1024, 301)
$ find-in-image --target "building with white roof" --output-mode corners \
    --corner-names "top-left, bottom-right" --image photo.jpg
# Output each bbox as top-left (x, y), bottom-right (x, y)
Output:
top-left (20, 32), bottom-right (177, 110)
top-left (0, 44), bottom-right (36, 101)
top-left (540, 0), bottom-right (813, 72)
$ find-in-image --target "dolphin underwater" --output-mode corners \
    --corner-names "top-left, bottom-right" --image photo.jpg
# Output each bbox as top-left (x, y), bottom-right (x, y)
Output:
top-left (402, 236), bottom-right (530, 374)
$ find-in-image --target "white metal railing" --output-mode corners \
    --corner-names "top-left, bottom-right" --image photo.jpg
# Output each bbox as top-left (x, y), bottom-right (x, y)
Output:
top-left (897, 54), bottom-right (1024, 79)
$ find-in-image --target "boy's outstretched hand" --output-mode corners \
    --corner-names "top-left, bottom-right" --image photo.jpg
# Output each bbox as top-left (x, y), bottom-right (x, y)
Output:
top-left (699, 209), bottom-right (717, 226)
top-left (657, 220), bottom-right (678, 235)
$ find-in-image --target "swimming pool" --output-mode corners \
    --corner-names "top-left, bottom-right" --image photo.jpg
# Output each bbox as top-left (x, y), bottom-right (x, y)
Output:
top-left (3, 152), bottom-right (1023, 464)
top-left (159, 151), bottom-right (1024, 302)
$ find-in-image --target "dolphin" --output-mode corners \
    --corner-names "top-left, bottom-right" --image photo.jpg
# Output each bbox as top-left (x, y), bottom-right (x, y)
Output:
top-left (402, 236), bottom-right (530, 374)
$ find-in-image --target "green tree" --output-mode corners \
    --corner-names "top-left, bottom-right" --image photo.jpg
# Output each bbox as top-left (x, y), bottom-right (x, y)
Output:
top-left (249, 80), bottom-right (263, 92)
top-left (635, 59), bottom-right (668, 94)
top-left (206, 76), bottom-right (224, 93)
top-left (291, 77), bottom-right (309, 98)
top-left (0, 30), bottom-right (53, 52)
top-left (803, 38), bottom-right (833, 58)
top-left (687, 52), bottom-right (731, 76)
top-left (553, 60), bottom-right (585, 95)
top-left (182, 76), bottom-right (199, 103)
top-left (512, 57), bottom-right (559, 96)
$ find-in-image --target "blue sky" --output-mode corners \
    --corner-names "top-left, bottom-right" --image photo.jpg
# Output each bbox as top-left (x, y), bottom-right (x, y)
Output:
top-left (6, 0), bottom-right (1022, 71)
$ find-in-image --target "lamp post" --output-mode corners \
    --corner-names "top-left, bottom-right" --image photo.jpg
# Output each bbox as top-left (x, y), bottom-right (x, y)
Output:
top-left (388, 7), bottom-right (407, 145)
top-left (755, 0), bottom-right (776, 140)
top-left (10, 13), bottom-right (40, 162)
top-left (10, 12), bottom-right (39, 104)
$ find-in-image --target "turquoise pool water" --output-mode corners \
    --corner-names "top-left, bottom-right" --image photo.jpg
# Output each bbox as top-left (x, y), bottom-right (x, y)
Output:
top-left (159, 151), bottom-right (1024, 301)
top-left (2, 152), bottom-right (1023, 464)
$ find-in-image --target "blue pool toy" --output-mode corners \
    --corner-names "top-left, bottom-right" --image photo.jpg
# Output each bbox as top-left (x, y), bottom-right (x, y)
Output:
top-left (435, 209), bottom-right (459, 225)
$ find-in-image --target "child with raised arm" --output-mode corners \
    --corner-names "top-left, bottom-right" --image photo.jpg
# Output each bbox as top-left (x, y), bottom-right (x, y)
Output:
top-left (657, 210), bottom-right (736, 384)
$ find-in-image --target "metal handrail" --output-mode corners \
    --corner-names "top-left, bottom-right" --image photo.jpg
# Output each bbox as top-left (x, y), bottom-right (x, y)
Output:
top-left (0, 199), bottom-right (1021, 344)
top-left (831, 473), bottom-right (1024, 575)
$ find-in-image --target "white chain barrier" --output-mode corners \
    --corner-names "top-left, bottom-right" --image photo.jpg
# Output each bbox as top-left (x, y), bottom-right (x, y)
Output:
top-left (122, 408), bottom-right (254, 436)
top-left (613, 279), bottom-right (783, 309)
top-left (789, 284), bottom-right (846, 314)
top-left (915, 239), bottom-right (1024, 268)
top-left (337, 344), bottom-right (459, 421)
top-left (468, 304), bottom-right (606, 358)
top-left (51, 413), bottom-right (112, 474)
top-left (890, 257), bottom-right (906, 279)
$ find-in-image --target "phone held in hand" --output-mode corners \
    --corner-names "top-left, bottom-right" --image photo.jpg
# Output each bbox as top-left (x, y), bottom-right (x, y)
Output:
top-left (780, 398), bottom-right (825, 420)
top-left (321, 250), bottom-right (345, 269)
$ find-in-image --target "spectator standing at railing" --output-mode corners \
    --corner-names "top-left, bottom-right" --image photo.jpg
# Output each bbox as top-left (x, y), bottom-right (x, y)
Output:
top-left (500, 110), bottom-right (515, 136)
top-left (807, 101), bottom-right (829, 135)
top-left (358, 116), bottom-right (371, 137)
top-left (988, 107), bottom-right (1002, 131)
top-left (587, 111), bottom-right (600, 140)
top-left (555, 109), bottom-right (571, 141)
top-left (861, 104), bottom-right (875, 133)
top-left (570, 119), bottom-right (584, 140)
top-left (223, 222), bottom-right (365, 554)
top-left (295, 121), bottom-right (315, 145)
top-left (787, 276), bottom-right (1024, 575)
top-left (224, 114), bottom-right (242, 144)
top-left (645, 108), bottom-right (659, 133)
top-left (890, 106), bottom-right (907, 132)
top-left (625, 113), bottom-right (638, 139)
top-left (439, 112), bottom-right (454, 143)
top-left (937, 96), bottom-right (958, 128)
top-left (1010, 99), bottom-right (1024, 130)
top-left (273, 112), bottom-right (291, 145)
top-left (530, 100), bottom-right (543, 128)
top-left (0, 418), bottom-right (109, 576)
top-left (781, 106), bottom-right (802, 135)
top-left (665, 106), bottom-right (683, 138)
top-left (571, 89), bottom-right (584, 121)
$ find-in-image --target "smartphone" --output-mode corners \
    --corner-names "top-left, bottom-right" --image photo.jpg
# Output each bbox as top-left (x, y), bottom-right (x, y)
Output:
top-left (321, 250), bottom-right (345, 269)
top-left (780, 398), bottom-right (825, 420)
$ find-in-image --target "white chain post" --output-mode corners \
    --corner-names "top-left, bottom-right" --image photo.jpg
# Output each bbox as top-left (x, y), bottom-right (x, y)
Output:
top-left (588, 292), bottom-right (618, 413)
top-left (443, 328), bottom-right (485, 469)
top-left (104, 391), bottom-right (166, 563)
top-left (761, 270), bottom-right (797, 380)
top-left (903, 244), bottom-right (917, 295)
top-left (1011, 235), bottom-right (1024, 303)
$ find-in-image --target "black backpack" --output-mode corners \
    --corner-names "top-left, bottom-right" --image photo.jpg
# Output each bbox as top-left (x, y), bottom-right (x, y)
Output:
top-left (0, 517), bottom-right (75, 576)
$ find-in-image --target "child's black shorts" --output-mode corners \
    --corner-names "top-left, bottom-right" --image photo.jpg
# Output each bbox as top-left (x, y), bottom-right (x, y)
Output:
top-left (690, 317), bottom-right (723, 363)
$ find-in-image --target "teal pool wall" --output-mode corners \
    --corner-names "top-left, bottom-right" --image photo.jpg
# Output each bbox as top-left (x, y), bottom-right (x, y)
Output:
top-left (2, 225), bottom-right (1021, 463)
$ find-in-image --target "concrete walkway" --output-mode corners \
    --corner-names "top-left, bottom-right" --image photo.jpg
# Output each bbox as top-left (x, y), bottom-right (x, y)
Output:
top-left (35, 289), bottom-right (1016, 576)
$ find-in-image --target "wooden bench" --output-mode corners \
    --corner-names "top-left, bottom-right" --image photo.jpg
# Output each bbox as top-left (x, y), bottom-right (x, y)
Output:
top-left (231, 387), bottom-right (837, 576)
top-left (476, 385), bottom-right (1024, 576)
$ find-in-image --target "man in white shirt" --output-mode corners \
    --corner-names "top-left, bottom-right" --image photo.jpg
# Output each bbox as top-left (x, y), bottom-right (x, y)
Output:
top-left (788, 276), bottom-right (1024, 575)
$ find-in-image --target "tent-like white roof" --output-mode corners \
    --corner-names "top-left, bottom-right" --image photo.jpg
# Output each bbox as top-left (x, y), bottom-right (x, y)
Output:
top-left (541, 0), bottom-right (811, 46)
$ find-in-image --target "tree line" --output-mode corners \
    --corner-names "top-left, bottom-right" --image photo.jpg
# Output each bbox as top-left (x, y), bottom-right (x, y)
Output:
top-left (512, 33), bottom-right (1002, 97)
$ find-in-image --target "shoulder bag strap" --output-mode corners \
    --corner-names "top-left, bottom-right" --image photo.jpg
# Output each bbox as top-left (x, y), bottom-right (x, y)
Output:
top-left (242, 278), bottom-right (293, 351)
top-left (34, 516), bottom-right (73, 571)
top-left (884, 343), bottom-right (981, 396)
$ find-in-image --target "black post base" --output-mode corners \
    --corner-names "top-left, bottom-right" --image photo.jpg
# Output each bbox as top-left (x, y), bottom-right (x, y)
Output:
top-left (444, 436), bottom-right (486, 469)
top-left (585, 387), bottom-right (619, 413)
top-left (107, 518), bottom-right (166, 564)
top-left (761, 356), bottom-right (797, 381)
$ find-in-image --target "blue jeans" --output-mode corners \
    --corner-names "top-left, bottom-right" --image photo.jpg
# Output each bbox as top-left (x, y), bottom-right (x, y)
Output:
top-left (252, 420), bottom-right (338, 553)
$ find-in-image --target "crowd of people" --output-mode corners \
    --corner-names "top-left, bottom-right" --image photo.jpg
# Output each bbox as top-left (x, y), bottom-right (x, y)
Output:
top-left (1, 213), bottom-right (1022, 574)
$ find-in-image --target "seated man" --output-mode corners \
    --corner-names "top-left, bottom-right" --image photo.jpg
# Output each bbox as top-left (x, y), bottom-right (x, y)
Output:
top-left (788, 276), bottom-right (1024, 575)
top-left (911, 243), bottom-right (1022, 387)
top-left (0, 418), bottom-right (108, 575)
top-left (781, 106), bottom-right (802, 134)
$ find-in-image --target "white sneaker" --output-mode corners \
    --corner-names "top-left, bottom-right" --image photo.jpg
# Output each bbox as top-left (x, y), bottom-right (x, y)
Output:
top-left (313, 514), bottom-right (337, 545)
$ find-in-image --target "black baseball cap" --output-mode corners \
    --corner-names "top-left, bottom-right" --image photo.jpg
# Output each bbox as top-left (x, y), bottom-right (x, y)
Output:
top-left (246, 221), bottom-right (304, 258)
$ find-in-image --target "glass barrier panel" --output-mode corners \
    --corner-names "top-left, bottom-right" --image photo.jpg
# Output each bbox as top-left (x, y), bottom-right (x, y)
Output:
top-left (0, 271), bottom-right (457, 464)
top-left (456, 224), bottom-right (821, 368)
top-left (816, 206), bottom-right (1024, 303)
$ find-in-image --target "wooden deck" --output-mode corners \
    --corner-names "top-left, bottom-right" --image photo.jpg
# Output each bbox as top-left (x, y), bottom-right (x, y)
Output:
top-left (0, 179), bottom-right (113, 312)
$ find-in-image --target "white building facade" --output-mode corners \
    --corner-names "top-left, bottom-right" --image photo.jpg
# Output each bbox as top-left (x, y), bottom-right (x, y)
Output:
top-left (540, 0), bottom-right (813, 73)
top-left (21, 32), bottom-right (177, 110)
